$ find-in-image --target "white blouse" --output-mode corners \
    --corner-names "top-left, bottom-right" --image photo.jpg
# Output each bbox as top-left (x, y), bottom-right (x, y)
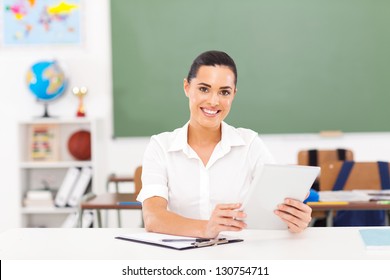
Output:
top-left (137, 121), bottom-right (275, 220)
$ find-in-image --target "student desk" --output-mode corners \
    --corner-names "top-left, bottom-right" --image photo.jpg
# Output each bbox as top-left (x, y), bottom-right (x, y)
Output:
top-left (79, 193), bottom-right (142, 227)
top-left (1, 227), bottom-right (389, 260)
top-left (309, 202), bottom-right (390, 226)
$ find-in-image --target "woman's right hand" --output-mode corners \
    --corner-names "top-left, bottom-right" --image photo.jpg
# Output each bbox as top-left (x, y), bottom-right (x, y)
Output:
top-left (203, 203), bottom-right (247, 238)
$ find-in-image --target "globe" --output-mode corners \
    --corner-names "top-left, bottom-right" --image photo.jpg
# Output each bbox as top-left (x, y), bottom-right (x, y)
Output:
top-left (26, 60), bottom-right (67, 117)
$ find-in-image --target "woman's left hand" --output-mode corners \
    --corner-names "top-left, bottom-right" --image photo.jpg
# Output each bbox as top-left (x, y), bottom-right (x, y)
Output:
top-left (274, 198), bottom-right (312, 233)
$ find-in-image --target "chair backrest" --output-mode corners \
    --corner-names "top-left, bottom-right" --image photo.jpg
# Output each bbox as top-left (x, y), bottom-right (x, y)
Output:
top-left (297, 149), bottom-right (354, 191)
top-left (319, 161), bottom-right (390, 191)
top-left (134, 166), bottom-right (142, 194)
top-left (319, 161), bottom-right (390, 226)
top-left (297, 149), bottom-right (354, 166)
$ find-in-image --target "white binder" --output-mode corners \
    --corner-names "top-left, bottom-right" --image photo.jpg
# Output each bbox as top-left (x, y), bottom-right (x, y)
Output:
top-left (67, 166), bottom-right (92, 207)
top-left (54, 167), bottom-right (81, 207)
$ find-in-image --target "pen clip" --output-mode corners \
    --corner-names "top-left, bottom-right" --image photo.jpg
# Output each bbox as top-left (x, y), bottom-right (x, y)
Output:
top-left (192, 238), bottom-right (228, 247)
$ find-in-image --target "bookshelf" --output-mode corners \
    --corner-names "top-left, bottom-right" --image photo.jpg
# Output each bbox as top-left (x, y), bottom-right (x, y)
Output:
top-left (18, 118), bottom-right (98, 227)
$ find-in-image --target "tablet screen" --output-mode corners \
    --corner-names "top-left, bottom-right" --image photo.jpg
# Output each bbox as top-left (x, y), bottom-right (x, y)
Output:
top-left (240, 164), bottom-right (320, 229)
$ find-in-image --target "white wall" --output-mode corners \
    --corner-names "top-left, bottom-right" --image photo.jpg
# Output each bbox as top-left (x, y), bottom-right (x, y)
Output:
top-left (1, 1), bottom-right (390, 232)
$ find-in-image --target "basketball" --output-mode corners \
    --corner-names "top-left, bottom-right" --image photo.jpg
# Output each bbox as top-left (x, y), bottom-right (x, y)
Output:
top-left (67, 130), bottom-right (91, 160)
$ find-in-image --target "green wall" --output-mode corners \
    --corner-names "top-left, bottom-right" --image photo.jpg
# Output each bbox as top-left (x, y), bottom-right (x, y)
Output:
top-left (111, 0), bottom-right (390, 137)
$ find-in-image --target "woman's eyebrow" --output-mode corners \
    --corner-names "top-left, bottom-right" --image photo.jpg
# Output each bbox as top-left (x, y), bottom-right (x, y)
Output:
top-left (197, 82), bottom-right (211, 87)
top-left (220, 86), bottom-right (232, 90)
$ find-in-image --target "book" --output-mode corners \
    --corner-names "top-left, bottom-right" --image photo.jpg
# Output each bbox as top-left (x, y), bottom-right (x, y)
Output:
top-left (26, 190), bottom-right (53, 200)
top-left (28, 124), bottom-right (59, 161)
top-left (67, 166), bottom-right (92, 207)
top-left (23, 198), bottom-right (54, 207)
top-left (115, 232), bottom-right (243, 250)
top-left (54, 167), bottom-right (81, 207)
top-left (359, 229), bottom-right (390, 250)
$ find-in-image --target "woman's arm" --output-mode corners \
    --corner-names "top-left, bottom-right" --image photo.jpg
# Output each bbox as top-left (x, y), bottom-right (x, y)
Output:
top-left (142, 197), bottom-right (247, 238)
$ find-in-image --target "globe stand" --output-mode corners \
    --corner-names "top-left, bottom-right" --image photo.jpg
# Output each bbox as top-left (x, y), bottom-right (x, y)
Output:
top-left (42, 103), bottom-right (50, 118)
top-left (36, 102), bottom-right (57, 119)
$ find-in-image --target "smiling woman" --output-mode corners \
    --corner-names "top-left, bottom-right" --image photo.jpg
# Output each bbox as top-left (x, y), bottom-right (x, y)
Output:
top-left (136, 50), bottom-right (313, 238)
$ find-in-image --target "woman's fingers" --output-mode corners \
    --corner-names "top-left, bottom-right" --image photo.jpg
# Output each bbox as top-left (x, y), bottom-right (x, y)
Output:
top-left (274, 198), bottom-right (312, 233)
top-left (205, 203), bottom-right (247, 238)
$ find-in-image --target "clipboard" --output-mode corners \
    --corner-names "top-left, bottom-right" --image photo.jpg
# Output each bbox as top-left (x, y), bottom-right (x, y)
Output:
top-left (115, 232), bottom-right (243, 250)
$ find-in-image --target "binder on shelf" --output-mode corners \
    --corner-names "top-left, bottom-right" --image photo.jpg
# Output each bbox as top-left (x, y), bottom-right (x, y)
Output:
top-left (67, 166), bottom-right (93, 207)
top-left (54, 167), bottom-right (81, 207)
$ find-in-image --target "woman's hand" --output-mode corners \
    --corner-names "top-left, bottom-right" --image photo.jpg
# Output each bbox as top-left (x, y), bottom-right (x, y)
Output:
top-left (274, 198), bottom-right (312, 233)
top-left (203, 203), bottom-right (247, 238)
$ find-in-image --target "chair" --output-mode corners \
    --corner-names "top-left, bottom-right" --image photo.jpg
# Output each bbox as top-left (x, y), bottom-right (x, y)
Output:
top-left (298, 149), bottom-right (354, 226)
top-left (79, 166), bottom-right (143, 227)
top-left (105, 166), bottom-right (143, 227)
top-left (319, 161), bottom-right (390, 226)
top-left (298, 148), bottom-right (354, 190)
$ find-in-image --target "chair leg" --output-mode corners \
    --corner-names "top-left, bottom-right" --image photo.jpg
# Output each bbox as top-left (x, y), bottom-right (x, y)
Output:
top-left (97, 210), bottom-right (102, 228)
top-left (326, 210), bottom-right (334, 227)
top-left (117, 210), bottom-right (122, 227)
top-left (78, 209), bottom-right (84, 228)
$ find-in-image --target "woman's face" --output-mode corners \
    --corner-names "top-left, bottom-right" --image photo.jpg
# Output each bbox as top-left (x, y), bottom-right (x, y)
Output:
top-left (184, 65), bottom-right (236, 130)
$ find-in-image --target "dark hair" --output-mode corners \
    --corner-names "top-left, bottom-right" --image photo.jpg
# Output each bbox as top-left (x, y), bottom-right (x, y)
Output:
top-left (186, 50), bottom-right (237, 86)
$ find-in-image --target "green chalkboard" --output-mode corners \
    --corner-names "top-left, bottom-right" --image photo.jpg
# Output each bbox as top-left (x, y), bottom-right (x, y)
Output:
top-left (111, 0), bottom-right (390, 137)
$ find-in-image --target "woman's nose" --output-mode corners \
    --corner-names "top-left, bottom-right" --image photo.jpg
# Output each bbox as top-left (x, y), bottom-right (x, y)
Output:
top-left (209, 92), bottom-right (219, 106)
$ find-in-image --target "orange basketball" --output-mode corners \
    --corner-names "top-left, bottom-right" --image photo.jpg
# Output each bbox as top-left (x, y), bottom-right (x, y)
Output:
top-left (67, 130), bottom-right (91, 160)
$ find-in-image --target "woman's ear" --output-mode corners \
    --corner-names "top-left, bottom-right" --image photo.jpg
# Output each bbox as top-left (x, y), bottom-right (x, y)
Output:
top-left (183, 79), bottom-right (190, 97)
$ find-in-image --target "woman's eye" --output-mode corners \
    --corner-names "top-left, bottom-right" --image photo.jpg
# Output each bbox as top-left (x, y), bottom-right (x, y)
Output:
top-left (220, 90), bottom-right (231, 96)
top-left (199, 87), bottom-right (209, 93)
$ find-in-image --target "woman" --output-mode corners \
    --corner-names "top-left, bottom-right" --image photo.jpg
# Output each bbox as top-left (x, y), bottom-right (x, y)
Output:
top-left (137, 50), bottom-right (312, 238)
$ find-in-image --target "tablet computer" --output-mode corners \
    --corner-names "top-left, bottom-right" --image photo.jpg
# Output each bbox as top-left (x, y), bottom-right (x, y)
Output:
top-left (240, 164), bottom-right (320, 230)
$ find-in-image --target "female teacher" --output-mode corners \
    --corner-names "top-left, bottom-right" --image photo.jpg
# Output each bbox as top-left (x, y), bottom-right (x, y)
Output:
top-left (137, 50), bottom-right (312, 238)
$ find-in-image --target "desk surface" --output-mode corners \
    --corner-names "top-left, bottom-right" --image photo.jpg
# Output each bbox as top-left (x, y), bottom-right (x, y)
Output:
top-left (309, 201), bottom-right (390, 211)
top-left (81, 193), bottom-right (141, 210)
top-left (1, 227), bottom-right (389, 260)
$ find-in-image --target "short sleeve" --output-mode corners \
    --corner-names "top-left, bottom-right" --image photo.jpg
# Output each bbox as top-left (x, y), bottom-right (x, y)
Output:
top-left (136, 136), bottom-right (169, 203)
top-left (248, 136), bottom-right (276, 180)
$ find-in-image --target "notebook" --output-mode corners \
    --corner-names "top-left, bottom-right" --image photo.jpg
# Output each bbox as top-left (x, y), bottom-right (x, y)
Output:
top-left (239, 164), bottom-right (320, 230)
top-left (359, 229), bottom-right (390, 250)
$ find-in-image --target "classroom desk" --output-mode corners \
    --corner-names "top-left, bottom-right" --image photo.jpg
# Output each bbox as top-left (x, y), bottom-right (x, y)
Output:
top-left (79, 193), bottom-right (142, 227)
top-left (0, 227), bottom-right (389, 260)
top-left (309, 201), bottom-right (390, 226)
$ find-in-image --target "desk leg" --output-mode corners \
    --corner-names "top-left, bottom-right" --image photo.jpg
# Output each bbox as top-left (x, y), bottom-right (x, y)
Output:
top-left (326, 210), bottom-right (333, 227)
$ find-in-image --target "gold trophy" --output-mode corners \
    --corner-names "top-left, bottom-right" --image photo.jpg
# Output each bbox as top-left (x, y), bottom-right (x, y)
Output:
top-left (72, 86), bottom-right (87, 117)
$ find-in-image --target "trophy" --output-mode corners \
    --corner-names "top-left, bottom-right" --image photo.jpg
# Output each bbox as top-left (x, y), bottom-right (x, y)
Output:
top-left (72, 86), bottom-right (87, 117)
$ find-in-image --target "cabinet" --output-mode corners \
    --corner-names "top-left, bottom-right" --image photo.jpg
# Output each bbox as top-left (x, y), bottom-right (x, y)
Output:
top-left (18, 118), bottom-right (97, 227)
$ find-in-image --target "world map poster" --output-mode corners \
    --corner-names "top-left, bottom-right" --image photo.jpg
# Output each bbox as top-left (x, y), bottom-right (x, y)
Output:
top-left (2, 0), bottom-right (81, 45)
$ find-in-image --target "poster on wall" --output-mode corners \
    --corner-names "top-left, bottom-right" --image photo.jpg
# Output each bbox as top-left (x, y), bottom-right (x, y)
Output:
top-left (1, 0), bottom-right (82, 46)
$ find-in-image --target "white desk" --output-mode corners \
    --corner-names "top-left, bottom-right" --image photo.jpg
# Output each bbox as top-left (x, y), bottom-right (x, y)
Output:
top-left (0, 227), bottom-right (389, 260)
